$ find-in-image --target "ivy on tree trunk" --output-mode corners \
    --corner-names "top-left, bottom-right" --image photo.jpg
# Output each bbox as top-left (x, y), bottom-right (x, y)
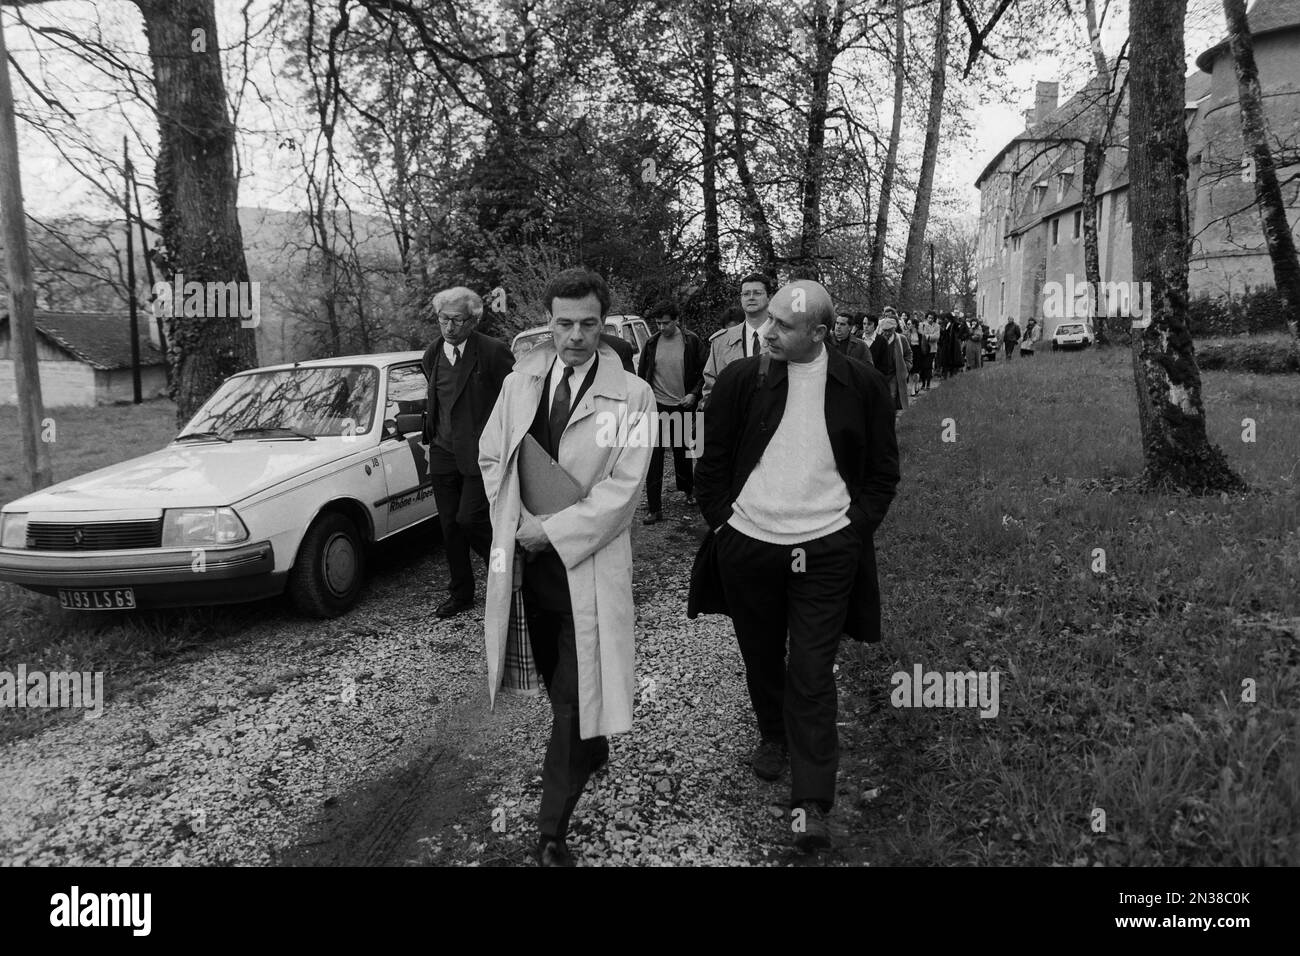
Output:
top-left (136, 0), bottom-right (257, 425)
top-left (1128, 0), bottom-right (1243, 494)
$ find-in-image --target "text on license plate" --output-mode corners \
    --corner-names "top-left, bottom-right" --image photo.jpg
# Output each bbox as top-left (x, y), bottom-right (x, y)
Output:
top-left (58, 588), bottom-right (136, 610)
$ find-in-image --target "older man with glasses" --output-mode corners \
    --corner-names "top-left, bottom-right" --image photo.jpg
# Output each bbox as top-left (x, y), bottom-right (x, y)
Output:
top-left (420, 286), bottom-right (516, 619)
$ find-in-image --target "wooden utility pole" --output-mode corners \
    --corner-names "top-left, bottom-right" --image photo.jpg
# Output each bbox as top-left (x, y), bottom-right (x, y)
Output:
top-left (0, 12), bottom-right (52, 490)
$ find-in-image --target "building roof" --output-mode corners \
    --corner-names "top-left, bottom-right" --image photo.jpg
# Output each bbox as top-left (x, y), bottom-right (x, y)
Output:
top-left (975, 73), bottom-right (1121, 187)
top-left (1196, 0), bottom-right (1300, 72)
top-left (1, 311), bottom-right (165, 370)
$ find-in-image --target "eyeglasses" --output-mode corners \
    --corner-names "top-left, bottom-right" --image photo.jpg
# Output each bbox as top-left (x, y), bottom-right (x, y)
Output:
top-left (437, 313), bottom-right (472, 327)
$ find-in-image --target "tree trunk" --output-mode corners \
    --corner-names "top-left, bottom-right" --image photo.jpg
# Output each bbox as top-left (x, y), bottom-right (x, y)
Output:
top-left (794, 0), bottom-right (844, 281)
top-left (1223, 0), bottom-right (1300, 338)
top-left (731, 57), bottom-right (777, 279)
top-left (867, 0), bottom-right (905, 313)
top-left (1081, 137), bottom-right (1106, 343)
top-left (135, 0), bottom-right (257, 426)
top-left (1128, 0), bottom-right (1243, 493)
top-left (700, 1), bottom-right (724, 304)
top-left (898, 0), bottom-right (950, 309)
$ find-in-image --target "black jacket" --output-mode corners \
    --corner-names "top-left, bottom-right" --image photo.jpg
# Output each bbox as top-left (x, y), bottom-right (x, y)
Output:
top-left (600, 333), bottom-right (636, 373)
top-left (831, 334), bottom-right (870, 363)
top-left (637, 328), bottom-right (706, 404)
top-left (690, 346), bottom-right (900, 642)
top-left (420, 330), bottom-right (515, 475)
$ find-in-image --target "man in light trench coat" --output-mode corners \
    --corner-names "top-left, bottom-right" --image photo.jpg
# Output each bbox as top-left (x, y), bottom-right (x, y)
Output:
top-left (479, 266), bottom-right (655, 867)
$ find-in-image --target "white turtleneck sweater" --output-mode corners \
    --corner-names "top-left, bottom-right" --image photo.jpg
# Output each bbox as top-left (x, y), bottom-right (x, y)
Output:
top-left (727, 345), bottom-right (851, 544)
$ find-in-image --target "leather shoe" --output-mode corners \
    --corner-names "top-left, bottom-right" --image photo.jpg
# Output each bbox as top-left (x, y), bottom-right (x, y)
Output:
top-left (642, 512), bottom-right (662, 525)
top-left (537, 836), bottom-right (575, 867)
top-left (750, 737), bottom-right (787, 781)
top-left (591, 737), bottom-right (610, 775)
top-left (435, 596), bottom-right (473, 619)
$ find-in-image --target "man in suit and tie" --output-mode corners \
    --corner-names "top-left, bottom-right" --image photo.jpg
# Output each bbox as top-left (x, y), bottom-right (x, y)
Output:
top-left (479, 267), bottom-right (655, 866)
top-left (420, 287), bottom-right (515, 619)
top-left (700, 272), bottom-right (774, 409)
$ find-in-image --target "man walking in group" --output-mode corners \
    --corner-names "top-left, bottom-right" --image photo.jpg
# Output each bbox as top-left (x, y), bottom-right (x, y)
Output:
top-left (693, 279), bottom-right (899, 851)
top-left (701, 272), bottom-right (774, 408)
top-left (830, 312), bottom-right (870, 363)
top-left (637, 299), bottom-right (705, 525)
top-left (479, 266), bottom-right (655, 867)
top-left (421, 286), bottom-right (515, 619)
top-left (1002, 318), bottom-right (1021, 359)
top-left (870, 316), bottom-right (912, 410)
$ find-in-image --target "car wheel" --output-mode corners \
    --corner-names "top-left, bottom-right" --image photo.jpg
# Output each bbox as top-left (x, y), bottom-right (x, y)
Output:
top-left (289, 512), bottom-right (365, 618)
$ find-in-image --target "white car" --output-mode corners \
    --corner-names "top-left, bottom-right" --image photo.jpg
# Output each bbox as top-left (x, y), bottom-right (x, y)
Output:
top-left (510, 314), bottom-right (651, 365)
top-left (0, 352), bottom-right (440, 617)
top-left (1051, 322), bottom-right (1093, 350)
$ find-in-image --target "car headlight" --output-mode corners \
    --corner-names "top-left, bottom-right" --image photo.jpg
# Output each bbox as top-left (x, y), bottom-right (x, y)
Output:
top-left (0, 513), bottom-right (28, 549)
top-left (161, 507), bottom-right (249, 548)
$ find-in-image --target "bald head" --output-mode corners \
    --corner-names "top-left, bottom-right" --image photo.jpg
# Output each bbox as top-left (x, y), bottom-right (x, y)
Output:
top-left (765, 279), bottom-right (834, 363)
top-left (769, 280), bottom-right (834, 333)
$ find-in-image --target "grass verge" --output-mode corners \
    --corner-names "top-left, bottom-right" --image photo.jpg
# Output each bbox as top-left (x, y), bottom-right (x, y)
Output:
top-left (849, 346), bottom-right (1299, 865)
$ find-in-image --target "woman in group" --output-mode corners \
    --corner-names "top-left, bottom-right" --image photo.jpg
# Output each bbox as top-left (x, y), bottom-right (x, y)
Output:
top-left (963, 312), bottom-right (983, 371)
top-left (916, 310), bottom-right (938, 391)
top-left (1020, 317), bottom-right (1039, 357)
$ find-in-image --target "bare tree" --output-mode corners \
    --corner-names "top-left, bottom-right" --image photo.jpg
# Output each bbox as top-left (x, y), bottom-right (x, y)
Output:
top-left (1221, 0), bottom-right (1300, 337)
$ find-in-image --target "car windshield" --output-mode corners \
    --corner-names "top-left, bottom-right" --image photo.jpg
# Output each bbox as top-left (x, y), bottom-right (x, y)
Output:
top-left (179, 365), bottom-right (379, 440)
top-left (512, 330), bottom-right (552, 360)
top-left (1058, 324), bottom-right (1085, 334)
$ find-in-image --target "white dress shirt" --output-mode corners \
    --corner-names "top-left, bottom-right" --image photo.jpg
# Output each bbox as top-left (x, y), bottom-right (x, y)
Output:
top-left (547, 351), bottom-right (597, 409)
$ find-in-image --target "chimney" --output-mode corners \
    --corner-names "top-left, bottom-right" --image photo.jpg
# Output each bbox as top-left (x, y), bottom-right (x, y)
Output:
top-left (1035, 81), bottom-right (1059, 124)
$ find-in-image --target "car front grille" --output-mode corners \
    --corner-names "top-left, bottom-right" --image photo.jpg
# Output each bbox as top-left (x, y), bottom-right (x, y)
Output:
top-left (27, 520), bottom-right (163, 552)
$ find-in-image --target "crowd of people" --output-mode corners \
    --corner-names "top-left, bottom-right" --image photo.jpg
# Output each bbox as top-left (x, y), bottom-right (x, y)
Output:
top-left (420, 268), bottom-right (1057, 866)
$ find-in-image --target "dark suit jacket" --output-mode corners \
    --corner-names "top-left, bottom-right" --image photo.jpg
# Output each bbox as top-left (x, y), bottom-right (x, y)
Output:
top-left (691, 346), bottom-right (900, 642)
top-left (831, 335), bottom-right (869, 363)
top-left (600, 333), bottom-right (636, 373)
top-left (420, 330), bottom-right (515, 476)
top-left (637, 328), bottom-right (706, 404)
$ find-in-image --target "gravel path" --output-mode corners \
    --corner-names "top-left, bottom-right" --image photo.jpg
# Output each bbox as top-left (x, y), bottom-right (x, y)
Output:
top-left (0, 461), bottom-right (906, 867)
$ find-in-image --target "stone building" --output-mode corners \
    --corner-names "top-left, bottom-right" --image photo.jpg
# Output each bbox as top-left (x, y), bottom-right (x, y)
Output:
top-left (974, 0), bottom-right (1300, 338)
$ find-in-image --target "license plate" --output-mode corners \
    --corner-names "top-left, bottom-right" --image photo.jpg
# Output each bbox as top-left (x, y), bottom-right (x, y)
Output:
top-left (58, 588), bottom-right (136, 611)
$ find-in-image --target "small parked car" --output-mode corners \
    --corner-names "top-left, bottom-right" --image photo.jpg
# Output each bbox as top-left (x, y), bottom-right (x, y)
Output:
top-left (510, 314), bottom-right (651, 365)
top-left (0, 352), bottom-right (440, 617)
top-left (1051, 322), bottom-right (1093, 351)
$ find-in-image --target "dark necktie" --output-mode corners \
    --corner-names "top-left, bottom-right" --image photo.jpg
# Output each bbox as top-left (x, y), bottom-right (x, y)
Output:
top-left (751, 330), bottom-right (759, 356)
top-left (548, 365), bottom-right (574, 453)
top-left (452, 345), bottom-right (461, 365)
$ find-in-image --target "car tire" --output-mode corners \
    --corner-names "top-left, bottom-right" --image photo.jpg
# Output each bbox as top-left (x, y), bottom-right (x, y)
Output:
top-left (289, 512), bottom-right (365, 618)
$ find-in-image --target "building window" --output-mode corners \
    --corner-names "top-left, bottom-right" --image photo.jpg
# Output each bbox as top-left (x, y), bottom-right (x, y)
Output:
top-left (1052, 218), bottom-right (1060, 246)
top-left (1073, 210), bottom-right (1082, 239)
top-left (1033, 183), bottom-right (1047, 210)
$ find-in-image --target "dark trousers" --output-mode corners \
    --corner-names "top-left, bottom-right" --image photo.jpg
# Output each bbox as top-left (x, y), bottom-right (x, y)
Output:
top-left (645, 402), bottom-right (694, 513)
top-left (525, 598), bottom-right (607, 839)
top-left (715, 523), bottom-right (859, 809)
top-left (1004, 341), bottom-right (1016, 358)
top-left (918, 352), bottom-right (933, 388)
top-left (429, 446), bottom-right (491, 603)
